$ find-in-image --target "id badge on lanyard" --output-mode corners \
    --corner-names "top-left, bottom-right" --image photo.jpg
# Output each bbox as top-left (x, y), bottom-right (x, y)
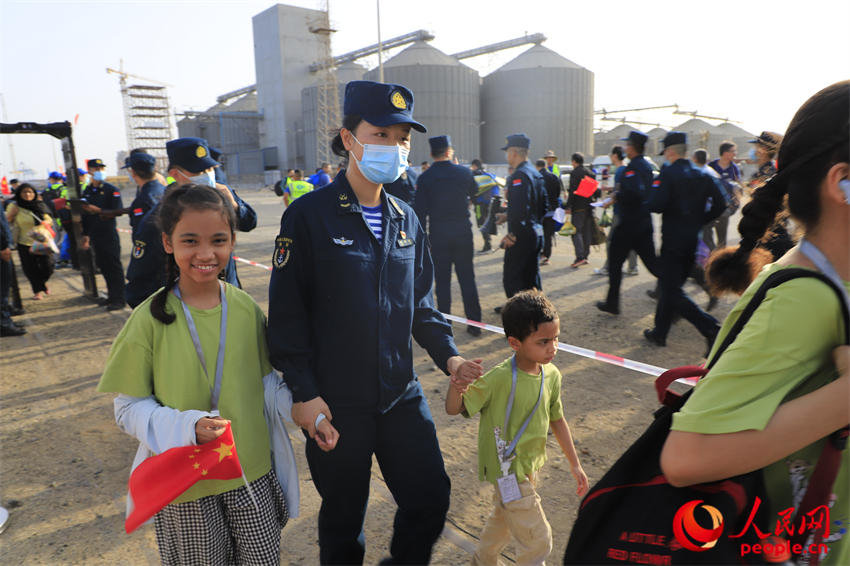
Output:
top-left (494, 356), bottom-right (544, 503)
top-left (174, 281), bottom-right (228, 412)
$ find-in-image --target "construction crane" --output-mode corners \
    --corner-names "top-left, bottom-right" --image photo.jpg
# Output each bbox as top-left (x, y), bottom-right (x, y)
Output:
top-left (106, 60), bottom-right (175, 171)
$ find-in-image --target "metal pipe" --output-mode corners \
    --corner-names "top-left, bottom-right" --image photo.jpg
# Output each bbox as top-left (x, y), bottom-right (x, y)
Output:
top-left (377, 0), bottom-right (383, 82)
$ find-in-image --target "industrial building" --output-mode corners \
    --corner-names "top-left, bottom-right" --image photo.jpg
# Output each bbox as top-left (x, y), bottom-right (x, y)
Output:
top-left (226, 2), bottom-right (595, 179)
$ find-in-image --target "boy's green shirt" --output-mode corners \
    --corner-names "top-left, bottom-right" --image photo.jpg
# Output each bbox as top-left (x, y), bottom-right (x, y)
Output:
top-left (462, 357), bottom-right (564, 484)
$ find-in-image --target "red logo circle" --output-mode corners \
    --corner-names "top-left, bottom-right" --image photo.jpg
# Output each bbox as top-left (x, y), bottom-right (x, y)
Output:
top-left (672, 500), bottom-right (724, 552)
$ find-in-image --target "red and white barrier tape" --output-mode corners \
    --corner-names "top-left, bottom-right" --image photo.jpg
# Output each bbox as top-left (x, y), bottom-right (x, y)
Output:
top-left (115, 224), bottom-right (692, 385)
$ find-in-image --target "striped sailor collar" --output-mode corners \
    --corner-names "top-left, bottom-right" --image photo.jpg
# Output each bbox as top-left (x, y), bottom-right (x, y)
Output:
top-left (334, 175), bottom-right (405, 219)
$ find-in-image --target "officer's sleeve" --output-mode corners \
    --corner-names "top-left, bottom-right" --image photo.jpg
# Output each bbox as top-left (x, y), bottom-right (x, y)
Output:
top-left (0, 208), bottom-right (11, 249)
top-left (411, 218), bottom-right (459, 374)
top-left (506, 176), bottom-right (530, 234)
top-left (110, 186), bottom-right (124, 210)
top-left (702, 175), bottom-right (727, 225)
top-left (617, 168), bottom-right (644, 209)
top-left (228, 186), bottom-right (257, 232)
top-left (267, 204), bottom-right (320, 402)
top-left (647, 173), bottom-right (670, 213)
top-left (466, 170), bottom-right (478, 200)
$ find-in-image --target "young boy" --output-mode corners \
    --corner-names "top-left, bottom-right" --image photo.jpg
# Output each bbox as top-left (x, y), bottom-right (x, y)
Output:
top-left (446, 290), bottom-right (588, 565)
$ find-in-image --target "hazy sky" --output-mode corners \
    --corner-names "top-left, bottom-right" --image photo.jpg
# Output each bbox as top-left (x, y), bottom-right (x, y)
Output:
top-left (1, 0), bottom-right (848, 178)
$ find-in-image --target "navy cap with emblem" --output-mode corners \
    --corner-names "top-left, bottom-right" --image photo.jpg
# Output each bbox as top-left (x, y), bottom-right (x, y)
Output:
top-left (87, 158), bottom-right (106, 169)
top-left (621, 130), bottom-right (649, 147)
top-left (428, 135), bottom-right (451, 152)
top-left (343, 80), bottom-right (426, 133)
top-left (166, 137), bottom-right (220, 173)
top-left (209, 146), bottom-right (223, 162)
top-left (500, 133), bottom-right (531, 151)
top-left (658, 131), bottom-right (687, 155)
top-left (121, 152), bottom-right (157, 169)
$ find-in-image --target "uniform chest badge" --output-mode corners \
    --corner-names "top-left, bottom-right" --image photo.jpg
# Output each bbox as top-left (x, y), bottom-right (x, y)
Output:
top-left (132, 240), bottom-right (146, 259)
top-left (133, 208), bottom-right (144, 216)
top-left (512, 178), bottom-right (522, 186)
top-left (332, 237), bottom-right (353, 246)
top-left (273, 236), bottom-right (293, 269)
top-left (652, 179), bottom-right (661, 187)
top-left (625, 171), bottom-right (635, 178)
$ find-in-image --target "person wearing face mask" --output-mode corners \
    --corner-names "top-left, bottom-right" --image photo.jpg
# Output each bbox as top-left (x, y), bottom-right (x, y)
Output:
top-left (166, 137), bottom-right (258, 287)
top-left (268, 80), bottom-right (484, 565)
top-left (81, 158), bottom-right (126, 310)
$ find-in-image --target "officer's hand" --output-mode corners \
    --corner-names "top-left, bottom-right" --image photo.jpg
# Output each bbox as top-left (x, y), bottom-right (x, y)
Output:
top-left (0, 248), bottom-right (11, 262)
top-left (214, 183), bottom-right (239, 208)
top-left (500, 234), bottom-right (517, 249)
top-left (292, 396), bottom-right (334, 440)
top-left (315, 418), bottom-right (340, 452)
top-left (448, 356), bottom-right (483, 388)
top-left (80, 236), bottom-right (90, 250)
top-left (494, 213), bottom-right (507, 225)
top-left (82, 203), bottom-right (101, 214)
top-left (195, 416), bottom-right (230, 444)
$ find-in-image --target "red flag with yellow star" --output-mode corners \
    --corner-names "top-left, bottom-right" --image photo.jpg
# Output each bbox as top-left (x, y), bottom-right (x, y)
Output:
top-left (125, 423), bottom-right (243, 533)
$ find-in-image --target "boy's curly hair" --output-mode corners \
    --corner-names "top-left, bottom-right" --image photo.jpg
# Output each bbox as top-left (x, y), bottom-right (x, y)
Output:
top-left (501, 290), bottom-right (558, 341)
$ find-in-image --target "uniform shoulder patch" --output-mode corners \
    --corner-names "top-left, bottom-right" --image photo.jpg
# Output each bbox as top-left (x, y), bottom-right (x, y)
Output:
top-left (389, 196), bottom-right (404, 216)
top-left (132, 240), bottom-right (146, 259)
top-left (273, 235), bottom-right (293, 269)
top-left (512, 178), bottom-right (522, 186)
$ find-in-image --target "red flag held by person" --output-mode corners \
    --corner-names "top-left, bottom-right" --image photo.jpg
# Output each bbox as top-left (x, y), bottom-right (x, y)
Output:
top-left (1, 177), bottom-right (8, 195)
top-left (125, 423), bottom-right (243, 533)
top-left (574, 176), bottom-right (599, 198)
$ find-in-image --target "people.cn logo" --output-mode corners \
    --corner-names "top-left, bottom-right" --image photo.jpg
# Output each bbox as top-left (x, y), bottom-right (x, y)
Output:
top-left (673, 500), bottom-right (724, 552)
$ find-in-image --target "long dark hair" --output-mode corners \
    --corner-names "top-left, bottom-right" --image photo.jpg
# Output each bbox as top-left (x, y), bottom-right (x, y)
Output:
top-left (149, 183), bottom-right (237, 324)
top-left (706, 81), bottom-right (849, 295)
top-left (13, 183), bottom-right (51, 218)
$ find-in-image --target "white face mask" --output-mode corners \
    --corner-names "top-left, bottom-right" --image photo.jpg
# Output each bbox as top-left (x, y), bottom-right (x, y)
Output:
top-left (350, 135), bottom-right (409, 185)
top-left (187, 170), bottom-right (216, 188)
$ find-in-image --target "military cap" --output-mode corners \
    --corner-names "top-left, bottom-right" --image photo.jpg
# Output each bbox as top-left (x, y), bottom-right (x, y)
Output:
top-left (543, 149), bottom-right (558, 159)
top-left (166, 137), bottom-right (219, 173)
top-left (48, 171), bottom-right (63, 179)
top-left (121, 152), bottom-right (156, 169)
top-left (748, 131), bottom-right (783, 151)
top-left (343, 80), bottom-right (426, 133)
top-left (428, 135), bottom-right (451, 152)
top-left (87, 158), bottom-right (106, 169)
top-left (209, 146), bottom-right (223, 162)
top-left (500, 133), bottom-right (531, 151)
top-left (658, 131), bottom-right (687, 155)
top-left (621, 130), bottom-right (649, 146)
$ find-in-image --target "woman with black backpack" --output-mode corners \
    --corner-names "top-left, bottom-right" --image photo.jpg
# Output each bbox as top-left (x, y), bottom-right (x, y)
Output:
top-left (661, 81), bottom-right (850, 565)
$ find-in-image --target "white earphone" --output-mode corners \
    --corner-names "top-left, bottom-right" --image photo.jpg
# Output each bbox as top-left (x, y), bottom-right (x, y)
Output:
top-left (840, 179), bottom-right (850, 204)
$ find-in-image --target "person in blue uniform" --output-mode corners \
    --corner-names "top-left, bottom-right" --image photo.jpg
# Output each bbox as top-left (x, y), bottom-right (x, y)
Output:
top-left (118, 151), bottom-right (165, 239)
top-left (268, 80), bottom-right (483, 566)
top-left (596, 131), bottom-right (658, 314)
top-left (414, 135), bottom-right (483, 336)
top-left (81, 158), bottom-right (126, 310)
top-left (124, 202), bottom-right (166, 309)
top-left (383, 161), bottom-right (417, 206)
top-left (499, 133), bottom-right (547, 301)
top-left (165, 137), bottom-right (257, 287)
top-left (644, 132), bottom-right (727, 351)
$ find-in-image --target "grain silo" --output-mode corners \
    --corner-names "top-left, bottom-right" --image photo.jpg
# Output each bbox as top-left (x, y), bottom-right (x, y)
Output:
top-left (481, 44), bottom-right (593, 164)
top-left (363, 41), bottom-right (480, 165)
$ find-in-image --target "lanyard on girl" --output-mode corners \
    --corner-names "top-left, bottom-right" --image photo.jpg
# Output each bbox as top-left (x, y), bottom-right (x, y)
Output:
top-left (800, 238), bottom-right (850, 310)
top-left (173, 280), bottom-right (228, 412)
top-left (495, 356), bottom-right (545, 503)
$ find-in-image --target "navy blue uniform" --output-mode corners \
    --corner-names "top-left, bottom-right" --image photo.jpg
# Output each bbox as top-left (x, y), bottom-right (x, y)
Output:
top-left (128, 179), bottom-right (165, 238)
top-left (82, 182), bottom-right (125, 306)
top-left (384, 168), bottom-right (417, 206)
top-left (125, 203), bottom-right (166, 308)
top-left (647, 159), bottom-right (726, 341)
top-left (603, 155), bottom-right (658, 311)
top-left (268, 173), bottom-right (458, 564)
top-left (414, 160), bottom-right (482, 323)
top-left (222, 184), bottom-right (257, 287)
top-left (503, 160), bottom-right (546, 297)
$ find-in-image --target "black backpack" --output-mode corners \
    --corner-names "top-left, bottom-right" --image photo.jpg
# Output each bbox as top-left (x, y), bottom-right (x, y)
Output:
top-left (564, 268), bottom-right (849, 565)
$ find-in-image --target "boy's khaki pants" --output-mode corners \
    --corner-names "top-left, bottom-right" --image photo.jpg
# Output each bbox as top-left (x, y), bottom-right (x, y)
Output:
top-left (471, 476), bottom-right (552, 566)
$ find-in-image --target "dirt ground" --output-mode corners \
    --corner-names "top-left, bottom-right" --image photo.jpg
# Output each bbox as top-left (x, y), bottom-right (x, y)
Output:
top-left (0, 188), bottom-right (737, 565)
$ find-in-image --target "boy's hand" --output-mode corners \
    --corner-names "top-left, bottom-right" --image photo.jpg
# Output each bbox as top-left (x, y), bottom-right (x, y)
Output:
top-left (447, 356), bottom-right (483, 388)
top-left (571, 464), bottom-right (589, 497)
top-left (195, 416), bottom-right (230, 444)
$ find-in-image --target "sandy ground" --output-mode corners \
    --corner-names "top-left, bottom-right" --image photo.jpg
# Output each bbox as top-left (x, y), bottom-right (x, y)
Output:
top-left (0, 188), bottom-right (738, 565)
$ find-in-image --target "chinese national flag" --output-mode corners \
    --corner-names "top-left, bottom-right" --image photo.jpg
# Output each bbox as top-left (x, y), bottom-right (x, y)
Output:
top-left (574, 176), bottom-right (599, 198)
top-left (125, 423), bottom-right (243, 533)
top-left (1, 177), bottom-right (8, 196)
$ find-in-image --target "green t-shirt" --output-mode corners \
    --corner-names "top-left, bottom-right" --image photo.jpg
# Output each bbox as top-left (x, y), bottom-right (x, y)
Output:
top-left (98, 284), bottom-right (273, 504)
top-left (462, 357), bottom-right (564, 484)
top-left (672, 263), bottom-right (848, 564)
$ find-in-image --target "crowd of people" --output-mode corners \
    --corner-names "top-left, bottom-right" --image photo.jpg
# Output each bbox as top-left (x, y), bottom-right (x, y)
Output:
top-left (2, 78), bottom-right (848, 566)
